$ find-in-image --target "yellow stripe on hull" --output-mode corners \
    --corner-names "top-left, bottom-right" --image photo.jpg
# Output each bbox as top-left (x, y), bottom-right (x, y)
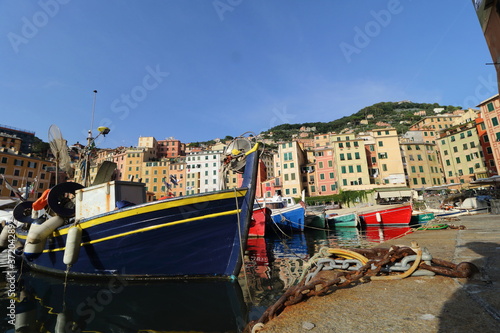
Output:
top-left (44, 208), bottom-right (242, 253)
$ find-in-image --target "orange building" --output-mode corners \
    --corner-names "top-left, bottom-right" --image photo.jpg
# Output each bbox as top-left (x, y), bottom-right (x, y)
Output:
top-left (0, 149), bottom-right (53, 199)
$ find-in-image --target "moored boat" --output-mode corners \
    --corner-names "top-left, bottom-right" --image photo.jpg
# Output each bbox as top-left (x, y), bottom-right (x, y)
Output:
top-left (326, 212), bottom-right (358, 228)
top-left (12, 135), bottom-right (261, 280)
top-left (304, 210), bottom-right (326, 229)
top-left (358, 203), bottom-right (412, 226)
top-left (256, 196), bottom-right (306, 232)
top-left (410, 211), bottom-right (435, 224)
top-left (249, 207), bottom-right (271, 237)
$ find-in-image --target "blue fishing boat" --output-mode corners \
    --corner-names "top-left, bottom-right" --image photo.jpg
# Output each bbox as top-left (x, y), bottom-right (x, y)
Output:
top-left (13, 136), bottom-right (261, 280)
top-left (257, 196), bottom-right (306, 232)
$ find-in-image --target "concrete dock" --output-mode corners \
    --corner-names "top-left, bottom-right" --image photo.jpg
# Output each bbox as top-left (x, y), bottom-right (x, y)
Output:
top-left (257, 214), bottom-right (500, 332)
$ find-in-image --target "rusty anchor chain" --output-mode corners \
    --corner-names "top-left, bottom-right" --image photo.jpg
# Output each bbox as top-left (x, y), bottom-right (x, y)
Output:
top-left (246, 242), bottom-right (478, 333)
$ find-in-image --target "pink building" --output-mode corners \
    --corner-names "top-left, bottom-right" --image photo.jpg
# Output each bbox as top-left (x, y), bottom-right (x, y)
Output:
top-left (478, 95), bottom-right (500, 176)
top-left (313, 147), bottom-right (338, 196)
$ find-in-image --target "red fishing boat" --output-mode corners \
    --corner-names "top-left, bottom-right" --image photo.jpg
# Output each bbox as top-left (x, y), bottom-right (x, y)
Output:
top-left (249, 207), bottom-right (271, 237)
top-left (358, 204), bottom-right (412, 226)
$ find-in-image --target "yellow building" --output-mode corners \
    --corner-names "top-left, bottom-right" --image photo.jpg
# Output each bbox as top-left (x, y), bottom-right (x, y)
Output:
top-left (276, 141), bottom-right (306, 197)
top-left (437, 121), bottom-right (488, 185)
top-left (408, 115), bottom-right (461, 143)
top-left (400, 141), bottom-right (443, 188)
top-left (330, 133), bottom-right (370, 190)
top-left (368, 128), bottom-right (406, 187)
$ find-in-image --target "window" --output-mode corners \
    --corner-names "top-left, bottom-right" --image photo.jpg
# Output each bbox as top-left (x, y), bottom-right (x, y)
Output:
top-left (320, 174), bottom-right (325, 180)
top-left (356, 165), bottom-right (362, 172)
top-left (456, 157), bottom-right (461, 163)
top-left (492, 117), bottom-right (500, 126)
top-left (411, 166), bottom-right (416, 173)
top-left (347, 153), bottom-right (352, 160)
top-left (487, 102), bottom-right (494, 111)
top-left (318, 162), bottom-right (323, 168)
top-left (371, 157), bottom-right (376, 163)
top-left (378, 152), bottom-right (388, 159)
top-left (463, 143), bottom-right (468, 150)
top-left (421, 178), bottom-right (426, 185)
top-left (419, 166), bottom-right (424, 172)
top-left (321, 185), bottom-right (326, 192)
top-left (355, 152), bottom-right (360, 159)
top-left (329, 172), bottom-right (334, 178)
top-left (413, 178), bottom-right (418, 185)
top-left (378, 141), bottom-right (384, 147)
top-left (340, 154), bottom-right (345, 161)
top-left (341, 166), bottom-right (346, 173)
top-left (382, 164), bottom-right (387, 171)
top-left (348, 165), bottom-right (354, 173)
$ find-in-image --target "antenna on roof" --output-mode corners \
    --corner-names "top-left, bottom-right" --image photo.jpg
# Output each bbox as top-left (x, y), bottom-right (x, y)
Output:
top-left (88, 90), bottom-right (98, 146)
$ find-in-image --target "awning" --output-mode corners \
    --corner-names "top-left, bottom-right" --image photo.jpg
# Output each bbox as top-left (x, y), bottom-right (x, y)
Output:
top-left (377, 190), bottom-right (412, 199)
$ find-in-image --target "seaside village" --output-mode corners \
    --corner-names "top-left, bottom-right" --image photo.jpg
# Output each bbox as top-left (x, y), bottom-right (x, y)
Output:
top-left (1, 96), bottom-right (500, 209)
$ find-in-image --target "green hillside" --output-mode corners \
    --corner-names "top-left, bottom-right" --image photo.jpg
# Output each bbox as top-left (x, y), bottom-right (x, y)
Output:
top-left (261, 101), bottom-right (462, 141)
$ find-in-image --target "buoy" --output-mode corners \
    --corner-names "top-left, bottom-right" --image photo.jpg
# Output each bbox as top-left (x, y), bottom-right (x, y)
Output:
top-left (15, 308), bottom-right (37, 331)
top-left (63, 225), bottom-right (83, 265)
top-left (55, 312), bottom-right (67, 333)
top-left (0, 224), bottom-right (10, 249)
top-left (24, 216), bottom-right (64, 258)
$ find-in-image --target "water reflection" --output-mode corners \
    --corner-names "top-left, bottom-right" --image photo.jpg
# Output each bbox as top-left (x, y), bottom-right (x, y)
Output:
top-left (240, 225), bottom-right (413, 321)
top-left (1, 226), bottom-right (412, 332)
top-left (4, 271), bottom-right (248, 332)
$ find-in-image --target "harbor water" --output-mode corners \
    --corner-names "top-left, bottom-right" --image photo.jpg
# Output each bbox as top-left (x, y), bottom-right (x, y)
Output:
top-left (0, 225), bottom-right (412, 332)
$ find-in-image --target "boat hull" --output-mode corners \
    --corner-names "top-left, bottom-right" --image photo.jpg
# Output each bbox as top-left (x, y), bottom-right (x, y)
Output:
top-left (359, 204), bottom-right (412, 226)
top-left (326, 212), bottom-right (358, 228)
top-left (249, 207), bottom-right (271, 237)
top-left (305, 212), bottom-right (326, 229)
top-left (410, 212), bottom-right (435, 224)
top-left (269, 204), bottom-right (306, 232)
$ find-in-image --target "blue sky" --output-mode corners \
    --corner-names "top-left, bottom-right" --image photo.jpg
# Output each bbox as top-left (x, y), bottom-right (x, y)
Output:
top-left (0, 0), bottom-right (496, 148)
